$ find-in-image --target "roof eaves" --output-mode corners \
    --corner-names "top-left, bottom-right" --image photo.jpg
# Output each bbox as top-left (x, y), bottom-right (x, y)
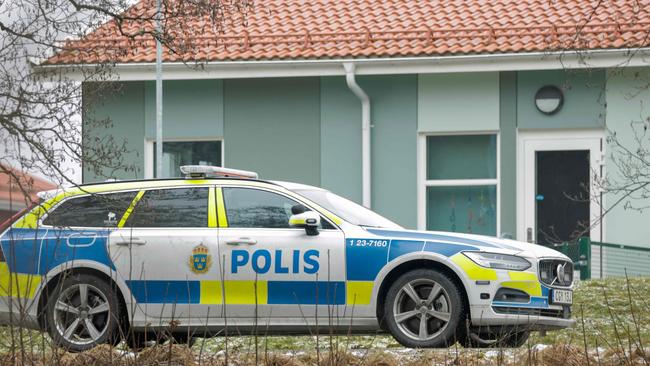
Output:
top-left (33, 47), bottom-right (650, 81)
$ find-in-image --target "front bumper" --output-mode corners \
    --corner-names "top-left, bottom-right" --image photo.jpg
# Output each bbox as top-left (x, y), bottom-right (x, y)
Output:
top-left (470, 303), bottom-right (575, 330)
top-left (452, 253), bottom-right (575, 330)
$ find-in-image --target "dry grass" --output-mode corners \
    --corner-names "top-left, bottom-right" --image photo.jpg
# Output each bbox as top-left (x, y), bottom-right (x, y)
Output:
top-left (1, 276), bottom-right (649, 365)
top-left (1, 343), bottom-right (650, 366)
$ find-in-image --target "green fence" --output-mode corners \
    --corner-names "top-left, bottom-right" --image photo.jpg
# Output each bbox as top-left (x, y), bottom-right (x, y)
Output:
top-left (555, 237), bottom-right (650, 279)
top-left (557, 237), bottom-right (591, 280)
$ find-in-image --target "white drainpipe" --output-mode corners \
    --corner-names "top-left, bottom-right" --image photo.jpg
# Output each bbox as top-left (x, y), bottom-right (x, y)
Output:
top-left (343, 62), bottom-right (371, 208)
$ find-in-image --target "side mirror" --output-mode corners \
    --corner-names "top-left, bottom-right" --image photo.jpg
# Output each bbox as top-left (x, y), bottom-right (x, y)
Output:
top-left (289, 209), bottom-right (320, 236)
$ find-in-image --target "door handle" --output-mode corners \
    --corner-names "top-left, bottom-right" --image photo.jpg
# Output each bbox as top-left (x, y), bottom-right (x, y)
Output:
top-left (115, 238), bottom-right (147, 246)
top-left (225, 237), bottom-right (257, 245)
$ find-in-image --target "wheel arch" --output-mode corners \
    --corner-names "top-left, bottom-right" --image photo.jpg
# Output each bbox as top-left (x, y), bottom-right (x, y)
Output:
top-left (36, 261), bottom-right (132, 331)
top-left (374, 256), bottom-right (471, 328)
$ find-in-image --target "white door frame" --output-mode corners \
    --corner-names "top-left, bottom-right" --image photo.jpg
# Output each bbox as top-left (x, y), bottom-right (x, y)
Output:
top-left (516, 129), bottom-right (605, 243)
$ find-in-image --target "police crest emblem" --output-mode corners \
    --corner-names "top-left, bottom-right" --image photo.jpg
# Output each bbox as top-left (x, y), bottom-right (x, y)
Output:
top-left (188, 244), bottom-right (212, 274)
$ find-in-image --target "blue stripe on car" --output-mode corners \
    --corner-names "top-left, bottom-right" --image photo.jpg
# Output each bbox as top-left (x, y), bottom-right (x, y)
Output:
top-left (267, 281), bottom-right (346, 305)
top-left (126, 280), bottom-right (201, 304)
top-left (346, 237), bottom-right (479, 282)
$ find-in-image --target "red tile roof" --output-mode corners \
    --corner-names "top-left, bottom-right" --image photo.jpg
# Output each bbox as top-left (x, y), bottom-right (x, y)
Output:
top-left (0, 165), bottom-right (57, 207)
top-left (46, 0), bottom-right (650, 64)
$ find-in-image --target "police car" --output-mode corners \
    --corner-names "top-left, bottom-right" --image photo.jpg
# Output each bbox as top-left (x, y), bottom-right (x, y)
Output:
top-left (0, 166), bottom-right (574, 351)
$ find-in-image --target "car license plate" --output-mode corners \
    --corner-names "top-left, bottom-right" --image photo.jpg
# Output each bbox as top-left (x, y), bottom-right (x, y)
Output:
top-left (551, 289), bottom-right (573, 305)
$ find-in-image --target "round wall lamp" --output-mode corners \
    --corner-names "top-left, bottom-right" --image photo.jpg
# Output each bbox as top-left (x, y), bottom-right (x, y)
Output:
top-left (534, 85), bottom-right (564, 115)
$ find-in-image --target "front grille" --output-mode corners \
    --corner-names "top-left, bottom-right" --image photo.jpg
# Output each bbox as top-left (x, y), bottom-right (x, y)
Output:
top-left (539, 259), bottom-right (574, 287)
top-left (493, 306), bottom-right (569, 319)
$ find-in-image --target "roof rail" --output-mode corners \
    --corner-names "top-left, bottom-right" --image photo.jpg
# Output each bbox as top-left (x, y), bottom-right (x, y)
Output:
top-left (179, 165), bottom-right (259, 179)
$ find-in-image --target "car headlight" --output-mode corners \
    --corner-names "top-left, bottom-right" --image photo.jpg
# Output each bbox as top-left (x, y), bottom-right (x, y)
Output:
top-left (463, 251), bottom-right (531, 271)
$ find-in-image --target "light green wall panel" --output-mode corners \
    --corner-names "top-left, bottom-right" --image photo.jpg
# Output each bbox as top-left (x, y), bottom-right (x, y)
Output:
top-left (224, 77), bottom-right (321, 186)
top-left (517, 70), bottom-right (605, 129)
top-left (144, 79), bottom-right (223, 140)
top-left (320, 77), bottom-right (362, 203)
top-left (499, 72), bottom-right (517, 238)
top-left (82, 82), bottom-right (145, 183)
top-left (320, 75), bottom-right (418, 228)
top-left (362, 75), bottom-right (418, 228)
top-left (418, 72), bottom-right (499, 132)
top-left (604, 68), bottom-right (650, 248)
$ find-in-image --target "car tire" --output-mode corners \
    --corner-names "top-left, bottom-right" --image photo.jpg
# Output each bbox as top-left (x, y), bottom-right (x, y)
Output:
top-left (383, 269), bottom-right (465, 348)
top-left (45, 273), bottom-right (122, 352)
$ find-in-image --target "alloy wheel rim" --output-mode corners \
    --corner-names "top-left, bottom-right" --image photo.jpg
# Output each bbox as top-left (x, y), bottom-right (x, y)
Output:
top-left (392, 278), bottom-right (452, 341)
top-left (53, 283), bottom-right (110, 346)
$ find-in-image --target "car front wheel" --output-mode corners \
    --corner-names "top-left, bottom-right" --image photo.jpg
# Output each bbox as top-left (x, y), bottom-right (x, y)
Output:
top-left (384, 269), bottom-right (465, 348)
top-left (46, 273), bottom-right (122, 352)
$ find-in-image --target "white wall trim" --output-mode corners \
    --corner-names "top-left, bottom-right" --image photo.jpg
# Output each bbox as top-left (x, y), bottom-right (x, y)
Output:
top-left (35, 48), bottom-right (650, 81)
top-left (425, 179), bottom-right (499, 186)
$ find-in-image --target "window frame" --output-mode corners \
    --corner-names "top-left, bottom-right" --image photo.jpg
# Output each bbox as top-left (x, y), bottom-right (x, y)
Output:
top-left (122, 185), bottom-right (213, 229)
top-left (417, 132), bottom-right (500, 235)
top-left (218, 184), bottom-right (339, 231)
top-left (144, 138), bottom-right (224, 179)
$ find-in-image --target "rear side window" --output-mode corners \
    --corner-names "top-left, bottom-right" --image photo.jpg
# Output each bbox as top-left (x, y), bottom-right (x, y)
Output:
top-left (43, 191), bottom-right (137, 228)
top-left (125, 187), bottom-right (208, 228)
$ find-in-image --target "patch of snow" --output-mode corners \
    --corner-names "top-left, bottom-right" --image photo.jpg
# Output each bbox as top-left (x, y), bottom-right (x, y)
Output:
top-left (532, 344), bottom-right (549, 351)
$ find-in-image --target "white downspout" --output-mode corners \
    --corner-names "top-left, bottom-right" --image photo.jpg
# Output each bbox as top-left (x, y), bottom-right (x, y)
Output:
top-left (343, 62), bottom-right (371, 208)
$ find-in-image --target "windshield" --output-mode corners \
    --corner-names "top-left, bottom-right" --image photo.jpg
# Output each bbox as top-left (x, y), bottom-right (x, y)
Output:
top-left (294, 189), bottom-right (402, 229)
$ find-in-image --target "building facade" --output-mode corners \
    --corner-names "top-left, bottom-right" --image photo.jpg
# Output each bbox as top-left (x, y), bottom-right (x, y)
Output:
top-left (42, 0), bottom-right (650, 277)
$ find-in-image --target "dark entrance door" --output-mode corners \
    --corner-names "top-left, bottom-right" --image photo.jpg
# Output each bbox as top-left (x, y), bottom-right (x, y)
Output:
top-left (535, 150), bottom-right (590, 246)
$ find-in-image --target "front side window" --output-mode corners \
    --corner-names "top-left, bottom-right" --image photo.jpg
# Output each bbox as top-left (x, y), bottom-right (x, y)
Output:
top-left (125, 187), bottom-right (209, 228)
top-left (153, 140), bottom-right (222, 178)
top-left (43, 191), bottom-right (137, 228)
top-left (223, 187), bottom-right (301, 229)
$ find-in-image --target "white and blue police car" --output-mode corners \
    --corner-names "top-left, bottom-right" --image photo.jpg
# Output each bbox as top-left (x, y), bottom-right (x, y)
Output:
top-left (0, 166), bottom-right (574, 351)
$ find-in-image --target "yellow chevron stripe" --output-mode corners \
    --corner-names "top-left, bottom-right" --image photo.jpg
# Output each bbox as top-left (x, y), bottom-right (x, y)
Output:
top-left (215, 187), bottom-right (228, 228)
top-left (346, 281), bottom-right (373, 306)
top-left (200, 280), bottom-right (268, 305)
top-left (503, 271), bottom-right (542, 296)
top-left (451, 253), bottom-right (498, 281)
top-left (208, 187), bottom-right (217, 228)
top-left (508, 271), bottom-right (538, 281)
top-left (500, 281), bottom-right (543, 297)
top-left (0, 263), bottom-right (41, 299)
top-left (118, 190), bottom-right (145, 228)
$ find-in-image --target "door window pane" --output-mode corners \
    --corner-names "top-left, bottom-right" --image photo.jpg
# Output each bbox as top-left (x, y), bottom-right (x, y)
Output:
top-left (426, 186), bottom-right (497, 236)
top-left (426, 135), bottom-right (496, 180)
top-left (223, 188), bottom-right (299, 229)
top-left (153, 141), bottom-right (222, 178)
top-left (43, 191), bottom-right (137, 228)
top-left (125, 188), bottom-right (209, 227)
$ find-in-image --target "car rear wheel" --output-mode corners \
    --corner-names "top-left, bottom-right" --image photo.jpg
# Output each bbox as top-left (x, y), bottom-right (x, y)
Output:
top-left (384, 269), bottom-right (464, 348)
top-left (46, 273), bottom-right (122, 352)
